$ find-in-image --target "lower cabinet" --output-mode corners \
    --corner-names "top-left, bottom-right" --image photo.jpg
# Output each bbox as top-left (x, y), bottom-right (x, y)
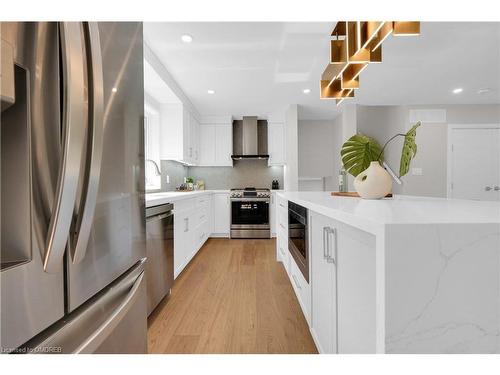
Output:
top-left (173, 207), bottom-right (194, 279)
top-left (310, 211), bottom-right (337, 354)
top-left (173, 194), bottom-right (213, 279)
top-left (309, 210), bottom-right (376, 354)
top-left (212, 192), bottom-right (230, 237)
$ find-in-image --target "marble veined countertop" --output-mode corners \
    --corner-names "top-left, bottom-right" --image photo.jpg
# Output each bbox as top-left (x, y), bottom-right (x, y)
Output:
top-left (278, 191), bottom-right (500, 235)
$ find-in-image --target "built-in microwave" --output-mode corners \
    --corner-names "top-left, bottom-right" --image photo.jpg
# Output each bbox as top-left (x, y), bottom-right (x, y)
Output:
top-left (288, 201), bottom-right (309, 282)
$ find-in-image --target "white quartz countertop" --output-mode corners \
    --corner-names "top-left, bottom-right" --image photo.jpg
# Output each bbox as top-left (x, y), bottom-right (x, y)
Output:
top-left (145, 190), bottom-right (229, 208)
top-left (278, 191), bottom-right (500, 235)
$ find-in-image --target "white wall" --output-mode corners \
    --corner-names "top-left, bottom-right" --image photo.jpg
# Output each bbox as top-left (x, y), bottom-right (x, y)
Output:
top-left (284, 104), bottom-right (299, 191)
top-left (297, 117), bottom-right (343, 191)
top-left (357, 104), bottom-right (500, 197)
top-left (341, 104), bottom-right (358, 190)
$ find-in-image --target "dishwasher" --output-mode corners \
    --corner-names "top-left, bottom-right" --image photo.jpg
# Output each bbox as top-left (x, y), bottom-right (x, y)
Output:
top-left (145, 203), bottom-right (174, 316)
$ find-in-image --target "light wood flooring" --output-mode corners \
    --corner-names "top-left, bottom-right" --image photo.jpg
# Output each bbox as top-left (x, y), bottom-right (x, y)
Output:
top-left (147, 238), bottom-right (317, 354)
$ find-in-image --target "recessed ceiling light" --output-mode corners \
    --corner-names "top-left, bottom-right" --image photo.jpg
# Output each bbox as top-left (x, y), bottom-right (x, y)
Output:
top-left (181, 34), bottom-right (193, 43)
top-left (111, 87), bottom-right (117, 93)
top-left (303, 88), bottom-right (311, 94)
top-left (452, 88), bottom-right (463, 94)
top-left (207, 89), bottom-right (215, 95)
top-left (477, 88), bottom-right (493, 95)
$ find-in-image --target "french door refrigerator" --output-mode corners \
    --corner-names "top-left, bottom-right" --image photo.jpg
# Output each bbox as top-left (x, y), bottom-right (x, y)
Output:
top-left (1, 22), bottom-right (147, 353)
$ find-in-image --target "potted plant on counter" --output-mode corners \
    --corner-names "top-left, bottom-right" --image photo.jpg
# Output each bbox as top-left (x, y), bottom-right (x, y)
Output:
top-left (340, 121), bottom-right (421, 199)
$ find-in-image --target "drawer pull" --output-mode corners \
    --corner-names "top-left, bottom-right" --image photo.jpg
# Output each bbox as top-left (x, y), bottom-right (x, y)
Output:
top-left (279, 223), bottom-right (285, 229)
top-left (292, 274), bottom-right (302, 290)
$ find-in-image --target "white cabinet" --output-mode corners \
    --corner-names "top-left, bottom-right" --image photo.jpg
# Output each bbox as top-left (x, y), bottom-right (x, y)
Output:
top-left (268, 122), bottom-right (286, 165)
top-left (270, 192), bottom-right (277, 237)
top-left (198, 123), bottom-right (232, 166)
top-left (173, 205), bottom-right (194, 279)
top-left (160, 103), bottom-right (199, 165)
top-left (310, 211), bottom-right (337, 354)
top-left (212, 192), bottom-right (230, 236)
top-left (309, 210), bottom-right (376, 354)
top-left (173, 194), bottom-right (213, 279)
top-left (199, 125), bottom-right (216, 165)
top-left (189, 113), bottom-right (200, 164)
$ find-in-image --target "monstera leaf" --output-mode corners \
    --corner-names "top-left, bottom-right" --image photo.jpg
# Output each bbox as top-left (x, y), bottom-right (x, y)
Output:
top-left (341, 134), bottom-right (383, 177)
top-left (399, 121), bottom-right (421, 177)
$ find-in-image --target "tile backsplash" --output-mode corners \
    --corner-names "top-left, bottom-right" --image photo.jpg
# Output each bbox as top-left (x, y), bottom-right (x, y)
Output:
top-left (160, 159), bottom-right (284, 191)
top-left (160, 160), bottom-right (188, 191)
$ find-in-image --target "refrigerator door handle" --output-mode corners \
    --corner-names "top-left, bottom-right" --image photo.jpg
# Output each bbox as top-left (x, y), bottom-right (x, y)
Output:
top-left (71, 22), bottom-right (105, 264)
top-left (75, 271), bottom-right (144, 353)
top-left (43, 22), bottom-right (87, 273)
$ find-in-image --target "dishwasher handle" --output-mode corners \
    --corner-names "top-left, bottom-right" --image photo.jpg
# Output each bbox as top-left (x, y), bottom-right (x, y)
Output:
top-left (146, 211), bottom-right (173, 222)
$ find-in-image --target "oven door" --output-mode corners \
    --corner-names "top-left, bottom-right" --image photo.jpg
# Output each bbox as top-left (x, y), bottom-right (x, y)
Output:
top-left (288, 204), bottom-right (309, 282)
top-left (231, 198), bottom-right (270, 228)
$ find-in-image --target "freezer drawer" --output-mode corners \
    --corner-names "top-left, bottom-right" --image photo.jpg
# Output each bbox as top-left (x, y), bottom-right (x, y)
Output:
top-left (20, 259), bottom-right (147, 354)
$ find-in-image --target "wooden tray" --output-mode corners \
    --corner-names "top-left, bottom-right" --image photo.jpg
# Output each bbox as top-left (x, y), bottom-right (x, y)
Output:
top-left (331, 192), bottom-right (393, 198)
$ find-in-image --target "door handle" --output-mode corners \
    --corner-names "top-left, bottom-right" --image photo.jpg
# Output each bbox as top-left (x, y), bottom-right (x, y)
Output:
top-left (184, 217), bottom-right (189, 232)
top-left (70, 22), bottom-right (105, 265)
top-left (485, 186), bottom-right (492, 191)
top-left (43, 22), bottom-right (87, 273)
top-left (292, 274), bottom-right (302, 290)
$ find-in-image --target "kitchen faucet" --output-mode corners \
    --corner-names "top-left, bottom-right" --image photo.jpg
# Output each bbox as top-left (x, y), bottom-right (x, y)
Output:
top-left (145, 159), bottom-right (161, 176)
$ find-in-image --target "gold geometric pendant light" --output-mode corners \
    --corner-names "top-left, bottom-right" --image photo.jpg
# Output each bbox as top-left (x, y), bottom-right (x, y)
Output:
top-left (320, 21), bottom-right (420, 105)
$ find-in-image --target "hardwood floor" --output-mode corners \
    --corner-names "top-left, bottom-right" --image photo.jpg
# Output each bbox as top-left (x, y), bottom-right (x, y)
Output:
top-left (147, 238), bottom-right (318, 354)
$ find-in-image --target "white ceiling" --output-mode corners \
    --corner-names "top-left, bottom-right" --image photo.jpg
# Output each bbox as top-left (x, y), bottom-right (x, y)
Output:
top-left (144, 22), bottom-right (500, 120)
top-left (144, 59), bottom-right (180, 103)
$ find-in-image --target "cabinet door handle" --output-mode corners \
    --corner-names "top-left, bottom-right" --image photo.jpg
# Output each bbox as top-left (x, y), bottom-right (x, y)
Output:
top-left (494, 186), bottom-right (499, 191)
top-left (292, 274), bottom-right (302, 290)
top-left (485, 186), bottom-right (492, 191)
top-left (279, 223), bottom-right (285, 229)
top-left (327, 227), bottom-right (336, 265)
top-left (323, 226), bottom-right (329, 260)
top-left (184, 217), bottom-right (189, 232)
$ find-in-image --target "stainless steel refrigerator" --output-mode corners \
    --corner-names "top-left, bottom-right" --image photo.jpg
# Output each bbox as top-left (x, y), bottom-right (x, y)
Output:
top-left (1, 22), bottom-right (147, 353)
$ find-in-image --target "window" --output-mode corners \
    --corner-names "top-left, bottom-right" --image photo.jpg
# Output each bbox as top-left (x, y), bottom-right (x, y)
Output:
top-left (144, 103), bottom-right (161, 191)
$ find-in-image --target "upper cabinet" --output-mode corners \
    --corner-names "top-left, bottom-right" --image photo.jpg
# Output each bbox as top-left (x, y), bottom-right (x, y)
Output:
top-left (198, 117), bottom-right (233, 167)
top-left (160, 103), bottom-right (199, 165)
top-left (268, 121), bottom-right (286, 166)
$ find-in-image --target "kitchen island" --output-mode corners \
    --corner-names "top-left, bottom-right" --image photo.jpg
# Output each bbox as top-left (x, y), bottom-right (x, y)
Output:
top-left (276, 192), bottom-right (500, 354)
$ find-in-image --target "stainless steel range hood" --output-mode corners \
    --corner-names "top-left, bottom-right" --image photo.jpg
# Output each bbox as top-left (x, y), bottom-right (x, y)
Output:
top-left (231, 116), bottom-right (269, 160)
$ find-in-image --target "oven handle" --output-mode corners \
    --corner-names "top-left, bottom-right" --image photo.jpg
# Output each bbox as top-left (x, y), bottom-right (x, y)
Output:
top-left (230, 198), bottom-right (270, 202)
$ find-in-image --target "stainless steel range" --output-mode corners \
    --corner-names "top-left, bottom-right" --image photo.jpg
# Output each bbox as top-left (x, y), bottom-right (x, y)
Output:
top-left (230, 187), bottom-right (271, 239)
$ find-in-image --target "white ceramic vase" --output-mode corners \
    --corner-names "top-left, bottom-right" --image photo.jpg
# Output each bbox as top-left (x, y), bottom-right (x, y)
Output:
top-left (353, 161), bottom-right (392, 199)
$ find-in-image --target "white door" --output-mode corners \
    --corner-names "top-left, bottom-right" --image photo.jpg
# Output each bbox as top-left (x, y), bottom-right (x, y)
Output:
top-left (310, 212), bottom-right (337, 354)
top-left (450, 126), bottom-right (500, 201)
